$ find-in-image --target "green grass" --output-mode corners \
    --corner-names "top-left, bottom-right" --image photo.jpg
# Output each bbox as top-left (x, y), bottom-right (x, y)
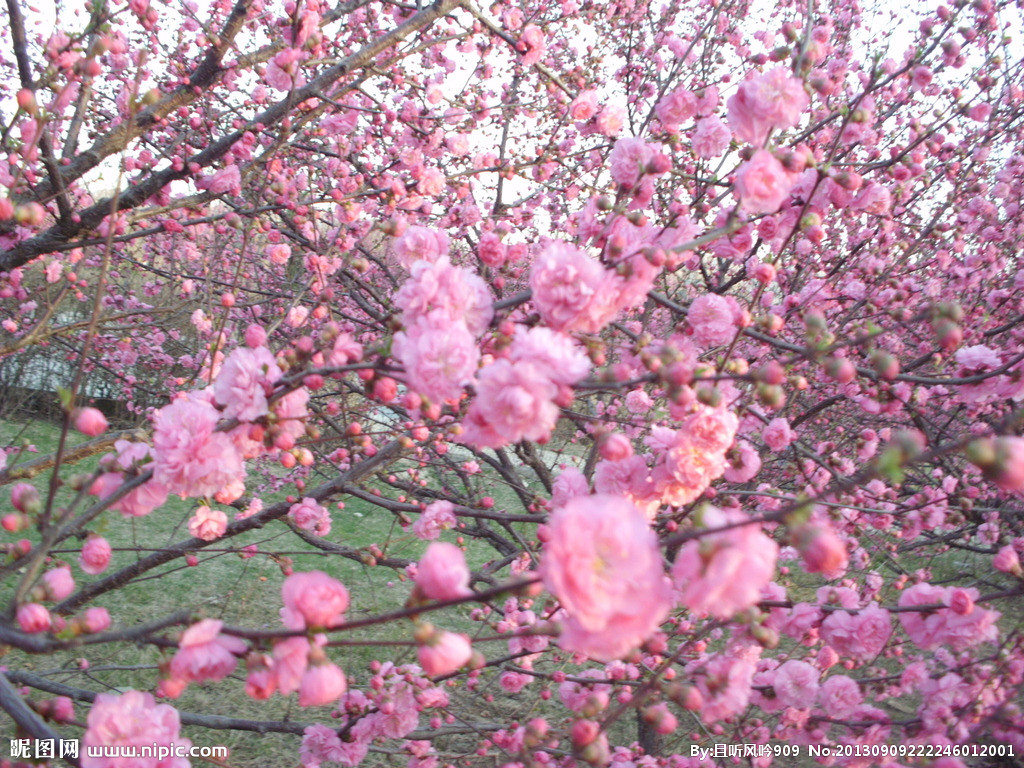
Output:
top-left (0, 416), bottom-right (525, 766)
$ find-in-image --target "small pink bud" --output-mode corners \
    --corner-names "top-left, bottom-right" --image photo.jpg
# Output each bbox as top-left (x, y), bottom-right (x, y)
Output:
top-left (74, 407), bottom-right (109, 437)
top-left (17, 603), bottom-right (52, 633)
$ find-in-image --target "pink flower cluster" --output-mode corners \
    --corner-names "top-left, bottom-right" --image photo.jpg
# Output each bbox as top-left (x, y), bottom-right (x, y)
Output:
top-left (289, 497), bottom-right (332, 537)
top-left (91, 439), bottom-right (169, 517)
top-left (393, 256), bottom-right (492, 405)
top-left (152, 393), bottom-right (245, 500)
top-left (673, 506), bottom-right (778, 619)
top-left (820, 603), bottom-right (892, 662)
top-left (651, 404), bottom-right (739, 506)
top-left (167, 619), bottom-right (246, 695)
top-left (727, 66), bottom-right (809, 146)
top-left (540, 493), bottom-right (673, 661)
top-left (459, 326), bottom-right (589, 449)
top-left (81, 691), bottom-right (191, 768)
top-left (212, 345), bottom-right (282, 422)
top-left (897, 583), bottom-right (1000, 651)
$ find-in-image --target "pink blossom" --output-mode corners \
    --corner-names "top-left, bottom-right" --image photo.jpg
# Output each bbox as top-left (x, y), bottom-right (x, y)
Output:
top-left (43, 566), bottom-right (75, 601)
top-left (773, 660), bottom-right (820, 708)
top-left (413, 500), bottom-right (457, 540)
top-left (477, 232), bottom-right (507, 267)
top-left (508, 326), bottom-right (590, 386)
top-left (955, 344), bottom-right (1001, 370)
top-left (18, 602), bottom-right (52, 633)
top-left (735, 150), bottom-right (794, 214)
top-left (81, 607), bottom-right (111, 633)
top-left (299, 660), bottom-right (347, 706)
top-left (727, 67), bottom-right (809, 146)
top-left (518, 24), bottom-right (545, 65)
top-left (396, 256), bottom-right (493, 336)
top-left (551, 467), bottom-right (591, 508)
top-left (282, 571), bottom-right (349, 630)
top-left (569, 90), bottom-right (599, 120)
top-left (793, 524), bottom-right (848, 578)
top-left (459, 360), bottom-right (559, 449)
top-left (994, 545), bottom-right (1022, 576)
top-left (851, 183), bottom-right (892, 215)
top-left (763, 417), bottom-right (796, 451)
top-left (74, 407), bottom-right (108, 436)
top-left (652, 406), bottom-right (738, 506)
top-left (213, 346), bottom-right (282, 422)
top-left (673, 507), bottom-right (777, 619)
top-left (273, 636), bottom-right (311, 695)
top-left (266, 48), bottom-right (307, 91)
top-left (101, 440), bottom-right (169, 517)
top-left (609, 137), bottom-right (657, 189)
top-left (170, 619), bottom-right (246, 684)
top-left (393, 313), bottom-right (479, 405)
top-left (82, 691), bottom-right (190, 768)
top-left (692, 646), bottom-right (760, 721)
top-left (723, 440), bottom-right (761, 483)
top-left (152, 395), bottom-right (245, 499)
top-left (819, 674), bottom-right (862, 718)
top-left (197, 165), bottom-right (241, 196)
top-left (692, 117), bottom-right (732, 158)
top-left (595, 105), bottom-right (625, 136)
top-left (79, 536), bottom-right (112, 575)
top-left (391, 226), bottom-right (450, 267)
top-left (530, 241), bottom-right (617, 334)
top-left (655, 86), bottom-right (697, 131)
top-left (416, 542), bottom-right (471, 601)
top-left (820, 604), bottom-right (891, 662)
top-left (418, 630), bottom-right (473, 676)
top-left (289, 497), bottom-right (332, 537)
top-left (188, 505), bottom-right (228, 541)
top-left (540, 494), bottom-right (673, 661)
top-left (687, 293), bottom-right (742, 348)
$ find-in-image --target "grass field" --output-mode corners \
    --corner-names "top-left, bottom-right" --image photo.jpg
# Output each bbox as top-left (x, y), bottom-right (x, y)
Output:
top-left (0, 415), bottom-right (540, 765)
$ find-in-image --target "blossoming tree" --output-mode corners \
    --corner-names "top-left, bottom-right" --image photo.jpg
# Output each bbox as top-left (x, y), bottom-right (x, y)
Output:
top-left (1, 0), bottom-right (1024, 765)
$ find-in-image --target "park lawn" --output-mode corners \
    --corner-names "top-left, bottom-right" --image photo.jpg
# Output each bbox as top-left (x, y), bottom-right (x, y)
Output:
top-left (0, 416), bottom-right (526, 765)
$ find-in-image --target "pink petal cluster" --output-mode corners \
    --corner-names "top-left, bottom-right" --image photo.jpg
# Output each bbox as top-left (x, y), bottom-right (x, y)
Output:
top-left (529, 241), bottom-right (618, 334)
top-left (649, 405), bottom-right (738, 506)
top-left (820, 604), bottom-right (892, 662)
top-left (281, 571), bottom-right (349, 630)
top-left (418, 630), bottom-right (473, 676)
top-left (213, 346), bottom-right (282, 422)
top-left (727, 66), bottom-right (809, 146)
top-left (763, 417), bottom-right (796, 451)
top-left (95, 440), bottom-right (169, 517)
top-left (655, 86), bottom-right (697, 131)
top-left (395, 256), bottom-right (493, 337)
top-left (413, 500), bottom-right (457, 540)
top-left (819, 674), bottom-right (863, 718)
top-left (609, 137), bottom-right (666, 189)
top-left (458, 359), bottom-right (558, 449)
top-left (79, 536), bottom-right (112, 574)
top-left (672, 506), bottom-right (778, 619)
top-left (416, 542), bottom-right (471, 601)
top-left (772, 660), bottom-right (820, 709)
top-left (540, 493), bottom-right (673, 661)
top-left (74, 407), bottom-right (108, 436)
top-left (43, 566), bottom-right (75, 600)
top-left (152, 394), bottom-right (245, 500)
top-left (289, 497), bottom-right (332, 537)
top-left (898, 583), bottom-right (1000, 651)
top-left (392, 312), bottom-right (479, 405)
top-left (687, 293), bottom-right (744, 348)
top-left (17, 602), bottom-right (52, 633)
top-left (169, 619), bottom-right (246, 686)
top-left (391, 226), bottom-right (449, 267)
top-left (692, 116), bottom-right (732, 158)
top-left (81, 691), bottom-right (191, 768)
top-left (188, 505), bottom-right (228, 541)
top-left (735, 150), bottom-right (795, 214)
